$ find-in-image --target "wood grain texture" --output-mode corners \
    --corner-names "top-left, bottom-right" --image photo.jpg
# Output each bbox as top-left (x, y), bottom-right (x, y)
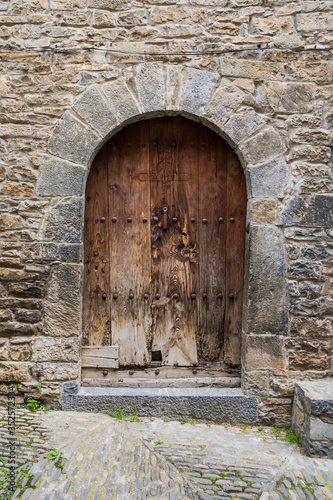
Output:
top-left (150, 117), bottom-right (199, 366)
top-left (82, 346), bottom-right (118, 357)
top-left (83, 143), bottom-right (111, 346)
top-left (81, 377), bottom-right (241, 388)
top-left (224, 147), bottom-right (247, 366)
top-left (82, 363), bottom-right (239, 380)
top-left (82, 346), bottom-right (119, 369)
top-left (108, 121), bottom-right (151, 366)
top-left (198, 127), bottom-right (227, 361)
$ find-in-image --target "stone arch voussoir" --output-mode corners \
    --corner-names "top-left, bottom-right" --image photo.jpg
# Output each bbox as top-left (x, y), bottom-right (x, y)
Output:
top-left (44, 63), bottom-right (289, 201)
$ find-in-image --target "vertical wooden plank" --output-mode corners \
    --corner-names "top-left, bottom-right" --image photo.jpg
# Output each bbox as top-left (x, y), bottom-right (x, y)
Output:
top-left (224, 148), bottom-right (247, 366)
top-left (108, 121), bottom-right (151, 366)
top-left (150, 117), bottom-right (199, 366)
top-left (83, 143), bottom-right (111, 346)
top-left (198, 126), bottom-right (227, 361)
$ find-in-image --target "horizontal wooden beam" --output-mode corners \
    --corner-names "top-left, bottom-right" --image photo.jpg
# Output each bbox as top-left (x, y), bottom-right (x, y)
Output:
top-left (82, 346), bottom-right (119, 369)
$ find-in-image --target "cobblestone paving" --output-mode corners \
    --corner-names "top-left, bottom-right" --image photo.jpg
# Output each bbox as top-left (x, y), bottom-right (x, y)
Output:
top-left (1, 410), bottom-right (332, 499)
top-left (0, 407), bottom-right (53, 498)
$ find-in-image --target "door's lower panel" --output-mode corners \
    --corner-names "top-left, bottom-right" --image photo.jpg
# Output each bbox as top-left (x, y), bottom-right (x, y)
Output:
top-left (81, 362), bottom-right (241, 388)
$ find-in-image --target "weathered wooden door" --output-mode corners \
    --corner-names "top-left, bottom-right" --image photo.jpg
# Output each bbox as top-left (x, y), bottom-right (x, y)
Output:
top-left (83, 117), bottom-right (246, 368)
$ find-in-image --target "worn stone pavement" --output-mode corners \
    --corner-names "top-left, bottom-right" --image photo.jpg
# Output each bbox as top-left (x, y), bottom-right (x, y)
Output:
top-left (1, 408), bottom-right (333, 500)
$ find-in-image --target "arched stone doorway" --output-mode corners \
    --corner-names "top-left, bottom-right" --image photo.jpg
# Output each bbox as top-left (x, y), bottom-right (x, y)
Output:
top-left (82, 116), bottom-right (246, 386)
top-left (40, 63), bottom-right (288, 404)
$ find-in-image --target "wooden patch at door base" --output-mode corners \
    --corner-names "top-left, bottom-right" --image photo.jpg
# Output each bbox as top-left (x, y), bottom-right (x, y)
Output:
top-left (82, 346), bottom-right (119, 369)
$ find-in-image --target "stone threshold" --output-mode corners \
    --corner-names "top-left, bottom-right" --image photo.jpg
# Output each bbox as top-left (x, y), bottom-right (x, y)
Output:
top-left (61, 387), bottom-right (259, 423)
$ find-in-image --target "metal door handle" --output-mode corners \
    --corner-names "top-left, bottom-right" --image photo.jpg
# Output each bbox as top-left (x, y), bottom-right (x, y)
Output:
top-left (162, 204), bottom-right (169, 231)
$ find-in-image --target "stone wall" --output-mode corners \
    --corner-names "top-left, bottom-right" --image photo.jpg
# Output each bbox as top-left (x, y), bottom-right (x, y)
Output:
top-left (0, 0), bottom-right (332, 424)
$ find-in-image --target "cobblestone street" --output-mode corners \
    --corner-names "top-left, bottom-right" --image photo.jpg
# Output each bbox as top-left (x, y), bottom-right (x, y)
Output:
top-left (0, 409), bottom-right (333, 499)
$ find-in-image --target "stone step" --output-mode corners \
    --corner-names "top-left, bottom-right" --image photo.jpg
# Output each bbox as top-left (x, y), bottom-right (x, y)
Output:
top-left (81, 376), bottom-right (241, 388)
top-left (293, 380), bottom-right (333, 458)
top-left (61, 387), bottom-right (258, 424)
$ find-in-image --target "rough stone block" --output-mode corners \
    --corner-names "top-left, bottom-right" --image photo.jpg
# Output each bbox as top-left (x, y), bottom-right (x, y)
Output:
top-left (0, 323), bottom-right (36, 336)
top-left (0, 345), bottom-right (9, 360)
top-left (288, 261), bottom-right (321, 280)
top-left (223, 110), bottom-right (266, 146)
top-left (118, 10), bottom-right (146, 27)
top-left (287, 339), bottom-right (330, 370)
top-left (53, 0), bottom-right (86, 8)
top-left (241, 127), bottom-right (286, 164)
top-left (36, 156), bottom-right (86, 197)
top-left (43, 198), bottom-right (83, 243)
top-left (0, 124), bottom-right (32, 137)
top-left (297, 12), bottom-right (333, 32)
top-left (0, 269), bottom-right (30, 282)
top-left (135, 63), bottom-right (166, 112)
top-left (290, 298), bottom-right (319, 317)
top-left (1, 182), bottom-right (34, 196)
top-left (246, 225), bottom-right (288, 335)
top-left (251, 200), bottom-right (276, 223)
top-left (26, 242), bottom-right (82, 263)
top-left (305, 416), bottom-right (333, 441)
top-left (0, 299), bottom-right (42, 312)
top-left (303, 437), bottom-right (333, 458)
top-left (92, 10), bottom-right (117, 28)
top-left (48, 111), bottom-right (100, 166)
top-left (293, 403), bottom-right (305, 427)
top-left (205, 81), bottom-right (245, 128)
top-left (0, 309), bottom-right (12, 322)
top-left (257, 82), bottom-right (316, 113)
top-left (253, 16), bottom-right (293, 35)
top-left (62, 381), bottom-right (80, 394)
top-left (299, 381), bottom-right (333, 419)
top-left (291, 144), bottom-right (332, 164)
top-left (44, 264), bottom-right (82, 338)
top-left (0, 214), bottom-right (24, 231)
top-left (73, 86), bottom-right (117, 136)
top-left (59, 244), bottom-right (83, 262)
top-left (180, 67), bottom-right (219, 116)
top-left (242, 370), bottom-right (268, 397)
top-left (291, 129), bottom-right (332, 146)
top-left (0, 361), bottom-right (29, 382)
top-left (39, 362), bottom-right (80, 381)
top-left (31, 338), bottom-right (80, 362)
top-left (14, 309), bottom-right (42, 323)
top-left (243, 335), bottom-right (286, 370)
top-left (293, 380), bottom-right (333, 458)
top-left (6, 283), bottom-right (44, 298)
top-left (150, 6), bottom-right (205, 25)
top-left (102, 79), bottom-right (140, 124)
top-left (167, 65), bottom-right (183, 110)
top-left (249, 157), bottom-right (289, 199)
top-left (290, 318), bottom-right (333, 337)
top-left (280, 195), bottom-right (333, 227)
top-left (220, 58), bottom-right (278, 80)
top-left (88, 0), bottom-right (126, 9)
top-left (9, 344), bottom-right (30, 361)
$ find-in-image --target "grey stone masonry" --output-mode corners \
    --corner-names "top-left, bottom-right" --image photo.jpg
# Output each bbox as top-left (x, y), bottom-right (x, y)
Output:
top-left (293, 380), bottom-right (333, 458)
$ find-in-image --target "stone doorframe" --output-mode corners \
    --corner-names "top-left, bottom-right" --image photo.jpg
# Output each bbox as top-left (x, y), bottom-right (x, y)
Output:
top-left (37, 63), bottom-right (289, 395)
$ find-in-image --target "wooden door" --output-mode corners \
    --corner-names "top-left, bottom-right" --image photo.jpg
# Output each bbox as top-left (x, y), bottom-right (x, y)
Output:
top-left (83, 117), bottom-right (246, 368)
